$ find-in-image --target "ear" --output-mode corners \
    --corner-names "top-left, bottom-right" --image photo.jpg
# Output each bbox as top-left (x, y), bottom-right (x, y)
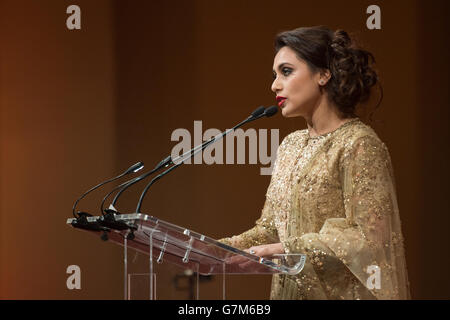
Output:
top-left (318, 69), bottom-right (332, 85)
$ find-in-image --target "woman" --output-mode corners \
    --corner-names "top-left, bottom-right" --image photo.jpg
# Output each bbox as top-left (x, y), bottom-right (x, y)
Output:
top-left (219, 26), bottom-right (410, 300)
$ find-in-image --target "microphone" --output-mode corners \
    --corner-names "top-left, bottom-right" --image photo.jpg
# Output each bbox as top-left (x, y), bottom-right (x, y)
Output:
top-left (72, 161), bottom-right (144, 218)
top-left (263, 105), bottom-right (278, 118)
top-left (134, 105), bottom-right (278, 213)
top-left (71, 161), bottom-right (144, 240)
top-left (103, 106), bottom-right (269, 213)
top-left (250, 105), bottom-right (266, 118)
top-left (153, 106), bottom-right (265, 169)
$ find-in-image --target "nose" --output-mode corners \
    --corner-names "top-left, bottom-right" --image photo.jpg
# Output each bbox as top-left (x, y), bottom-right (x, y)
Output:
top-left (271, 76), bottom-right (281, 94)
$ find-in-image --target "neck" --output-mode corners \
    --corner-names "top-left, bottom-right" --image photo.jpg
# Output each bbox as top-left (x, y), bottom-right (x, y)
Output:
top-left (305, 99), bottom-right (352, 137)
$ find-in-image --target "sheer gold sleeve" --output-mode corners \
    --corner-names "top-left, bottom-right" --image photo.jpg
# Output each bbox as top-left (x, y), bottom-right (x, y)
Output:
top-left (217, 135), bottom-right (290, 250)
top-left (281, 135), bottom-right (410, 299)
top-left (218, 200), bottom-right (279, 250)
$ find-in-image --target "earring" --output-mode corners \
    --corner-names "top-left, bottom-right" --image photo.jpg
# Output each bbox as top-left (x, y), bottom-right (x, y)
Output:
top-left (319, 80), bottom-right (325, 85)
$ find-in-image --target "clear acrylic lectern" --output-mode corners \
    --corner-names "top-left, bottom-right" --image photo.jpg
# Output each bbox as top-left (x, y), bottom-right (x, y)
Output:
top-left (67, 213), bottom-right (306, 300)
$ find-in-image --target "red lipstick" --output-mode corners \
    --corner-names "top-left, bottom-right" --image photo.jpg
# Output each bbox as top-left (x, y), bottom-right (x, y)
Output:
top-left (276, 96), bottom-right (287, 108)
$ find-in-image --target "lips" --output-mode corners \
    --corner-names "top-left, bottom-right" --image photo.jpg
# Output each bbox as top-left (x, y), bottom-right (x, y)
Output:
top-left (276, 96), bottom-right (287, 108)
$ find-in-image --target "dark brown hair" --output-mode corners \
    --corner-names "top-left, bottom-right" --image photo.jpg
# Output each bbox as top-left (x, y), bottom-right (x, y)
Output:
top-left (274, 26), bottom-right (382, 121)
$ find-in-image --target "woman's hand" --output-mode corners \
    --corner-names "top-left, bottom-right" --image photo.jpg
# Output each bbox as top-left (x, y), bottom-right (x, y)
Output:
top-left (226, 243), bottom-right (285, 265)
top-left (244, 243), bottom-right (285, 257)
top-left (224, 243), bottom-right (286, 272)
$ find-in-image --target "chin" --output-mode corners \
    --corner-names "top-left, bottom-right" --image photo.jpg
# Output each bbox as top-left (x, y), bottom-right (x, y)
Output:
top-left (281, 108), bottom-right (290, 117)
top-left (281, 102), bottom-right (306, 118)
top-left (281, 107), bottom-right (296, 118)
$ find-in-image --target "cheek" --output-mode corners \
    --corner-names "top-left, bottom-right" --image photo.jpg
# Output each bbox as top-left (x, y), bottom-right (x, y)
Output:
top-left (287, 74), bottom-right (307, 92)
top-left (290, 76), bottom-right (317, 99)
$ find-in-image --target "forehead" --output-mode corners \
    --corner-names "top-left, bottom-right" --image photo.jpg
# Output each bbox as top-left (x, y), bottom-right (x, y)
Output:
top-left (272, 46), bottom-right (304, 69)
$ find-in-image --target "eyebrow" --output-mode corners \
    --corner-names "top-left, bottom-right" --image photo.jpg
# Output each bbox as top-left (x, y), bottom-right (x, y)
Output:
top-left (272, 62), bottom-right (294, 73)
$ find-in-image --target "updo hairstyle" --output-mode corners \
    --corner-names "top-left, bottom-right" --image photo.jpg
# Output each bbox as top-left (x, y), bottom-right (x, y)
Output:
top-left (275, 26), bottom-right (382, 120)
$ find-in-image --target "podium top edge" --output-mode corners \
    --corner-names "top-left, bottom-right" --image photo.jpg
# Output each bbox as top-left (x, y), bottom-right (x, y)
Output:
top-left (66, 213), bottom-right (153, 224)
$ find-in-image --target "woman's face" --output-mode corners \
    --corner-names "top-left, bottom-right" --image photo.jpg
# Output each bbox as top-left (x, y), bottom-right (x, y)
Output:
top-left (271, 46), bottom-right (324, 118)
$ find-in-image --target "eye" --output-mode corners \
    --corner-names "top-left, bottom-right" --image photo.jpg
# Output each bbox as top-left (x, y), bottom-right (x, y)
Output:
top-left (282, 67), bottom-right (292, 76)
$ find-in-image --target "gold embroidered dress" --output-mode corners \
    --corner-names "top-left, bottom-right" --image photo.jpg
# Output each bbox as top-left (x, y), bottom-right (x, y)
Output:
top-left (220, 118), bottom-right (410, 299)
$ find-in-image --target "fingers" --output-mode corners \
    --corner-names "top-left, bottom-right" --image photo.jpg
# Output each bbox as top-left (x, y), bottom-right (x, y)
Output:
top-left (244, 247), bottom-right (259, 256)
top-left (225, 254), bottom-right (247, 264)
top-left (225, 248), bottom-right (258, 265)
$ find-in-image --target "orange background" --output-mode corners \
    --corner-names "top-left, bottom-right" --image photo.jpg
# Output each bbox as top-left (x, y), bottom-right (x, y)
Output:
top-left (0, 0), bottom-right (449, 299)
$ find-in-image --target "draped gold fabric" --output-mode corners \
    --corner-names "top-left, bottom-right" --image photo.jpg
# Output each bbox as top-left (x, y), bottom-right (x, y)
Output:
top-left (219, 118), bottom-right (410, 299)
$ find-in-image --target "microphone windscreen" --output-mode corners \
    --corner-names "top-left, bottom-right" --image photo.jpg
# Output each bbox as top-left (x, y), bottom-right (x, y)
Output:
top-left (264, 106), bottom-right (278, 117)
top-left (251, 106), bottom-right (265, 117)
